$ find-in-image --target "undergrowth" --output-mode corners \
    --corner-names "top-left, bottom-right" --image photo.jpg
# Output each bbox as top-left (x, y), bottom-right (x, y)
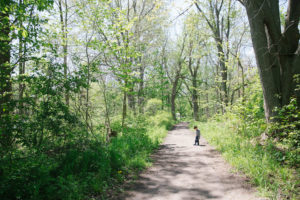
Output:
top-left (0, 111), bottom-right (173, 200)
top-left (189, 77), bottom-right (299, 200)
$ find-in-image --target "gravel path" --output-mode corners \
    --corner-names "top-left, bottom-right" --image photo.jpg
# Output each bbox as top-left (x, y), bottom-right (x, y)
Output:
top-left (118, 122), bottom-right (261, 200)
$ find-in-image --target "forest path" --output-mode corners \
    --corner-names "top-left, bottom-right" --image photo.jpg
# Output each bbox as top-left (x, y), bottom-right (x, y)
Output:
top-left (117, 122), bottom-right (260, 200)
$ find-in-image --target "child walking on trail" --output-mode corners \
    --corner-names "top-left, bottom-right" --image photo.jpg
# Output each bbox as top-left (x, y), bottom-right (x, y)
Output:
top-left (194, 126), bottom-right (200, 146)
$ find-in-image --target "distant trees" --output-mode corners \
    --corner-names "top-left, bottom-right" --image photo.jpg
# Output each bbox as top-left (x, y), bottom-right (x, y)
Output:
top-left (0, 0), bottom-right (256, 129)
top-left (194, 0), bottom-right (234, 111)
top-left (2, 0), bottom-right (297, 155)
top-left (169, 34), bottom-right (186, 120)
top-left (167, 0), bottom-right (249, 120)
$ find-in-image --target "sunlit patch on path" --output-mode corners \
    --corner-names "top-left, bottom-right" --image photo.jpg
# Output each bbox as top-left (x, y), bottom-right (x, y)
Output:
top-left (116, 122), bottom-right (260, 200)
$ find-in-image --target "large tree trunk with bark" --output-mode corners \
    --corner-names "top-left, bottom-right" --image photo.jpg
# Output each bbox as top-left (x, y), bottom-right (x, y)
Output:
top-left (242, 0), bottom-right (300, 122)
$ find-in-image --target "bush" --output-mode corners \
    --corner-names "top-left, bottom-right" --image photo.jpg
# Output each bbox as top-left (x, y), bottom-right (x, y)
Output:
top-left (148, 111), bottom-right (173, 130)
top-left (145, 98), bottom-right (163, 116)
top-left (270, 98), bottom-right (300, 166)
top-left (0, 111), bottom-right (174, 200)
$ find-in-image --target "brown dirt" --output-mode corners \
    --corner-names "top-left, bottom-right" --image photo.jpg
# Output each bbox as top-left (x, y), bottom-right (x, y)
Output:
top-left (113, 122), bottom-right (263, 200)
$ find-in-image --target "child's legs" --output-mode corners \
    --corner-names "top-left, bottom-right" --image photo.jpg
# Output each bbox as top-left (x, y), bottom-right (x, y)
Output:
top-left (195, 136), bottom-right (199, 145)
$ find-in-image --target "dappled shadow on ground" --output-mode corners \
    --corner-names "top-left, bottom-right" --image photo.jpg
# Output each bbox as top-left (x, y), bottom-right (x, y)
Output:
top-left (113, 123), bottom-right (257, 200)
top-left (115, 144), bottom-right (220, 199)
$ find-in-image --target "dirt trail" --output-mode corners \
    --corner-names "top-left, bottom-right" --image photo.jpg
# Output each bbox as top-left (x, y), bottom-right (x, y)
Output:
top-left (118, 122), bottom-right (260, 200)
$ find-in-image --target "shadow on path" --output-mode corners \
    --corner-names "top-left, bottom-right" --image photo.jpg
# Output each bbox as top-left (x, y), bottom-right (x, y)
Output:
top-left (113, 122), bottom-right (258, 200)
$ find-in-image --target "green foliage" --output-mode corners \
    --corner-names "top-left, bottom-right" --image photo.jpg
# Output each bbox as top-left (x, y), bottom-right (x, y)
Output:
top-left (191, 76), bottom-right (299, 199)
top-left (145, 98), bottom-right (162, 115)
top-left (6, 0), bottom-right (299, 199)
top-left (147, 111), bottom-right (174, 143)
top-left (148, 111), bottom-right (174, 130)
top-left (0, 111), bottom-right (173, 200)
top-left (199, 121), bottom-right (299, 200)
top-left (229, 77), bottom-right (266, 137)
top-left (270, 98), bottom-right (300, 166)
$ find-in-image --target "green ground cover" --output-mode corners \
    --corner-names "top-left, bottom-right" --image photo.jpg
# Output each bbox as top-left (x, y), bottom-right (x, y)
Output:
top-left (190, 118), bottom-right (299, 200)
top-left (0, 112), bottom-right (174, 200)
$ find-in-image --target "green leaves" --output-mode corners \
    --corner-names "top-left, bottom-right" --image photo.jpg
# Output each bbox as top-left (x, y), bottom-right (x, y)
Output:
top-left (269, 97), bottom-right (300, 166)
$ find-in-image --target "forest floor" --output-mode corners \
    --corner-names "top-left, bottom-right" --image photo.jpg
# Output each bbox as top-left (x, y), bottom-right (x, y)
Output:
top-left (112, 122), bottom-right (264, 200)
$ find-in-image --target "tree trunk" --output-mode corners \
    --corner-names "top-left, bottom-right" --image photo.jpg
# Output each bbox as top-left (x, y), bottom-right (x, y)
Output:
top-left (243, 0), bottom-right (300, 122)
top-left (127, 86), bottom-right (136, 115)
top-left (171, 88), bottom-right (177, 121)
top-left (18, 0), bottom-right (25, 114)
top-left (59, 0), bottom-right (69, 106)
top-left (122, 90), bottom-right (127, 127)
top-left (216, 40), bottom-right (228, 107)
top-left (0, 2), bottom-right (12, 117)
top-left (205, 82), bottom-right (210, 118)
top-left (237, 57), bottom-right (245, 101)
top-left (85, 44), bottom-right (90, 131)
top-left (99, 76), bottom-right (111, 143)
top-left (187, 41), bottom-right (200, 121)
top-left (192, 78), bottom-right (199, 121)
top-left (138, 65), bottom-right (145, 113)
top-left (0, 1), bottom-right (12, 150)
top-left (171, 71), bottom-right (181, 121)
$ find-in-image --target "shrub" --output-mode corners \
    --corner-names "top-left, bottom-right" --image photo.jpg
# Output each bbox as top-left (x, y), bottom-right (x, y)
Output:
top-left (145, 98), bottom-right (163, 115)
top-left (270, 98), bottom-right (300, 166)
top-left (0, 111), bottom-right (174, 200)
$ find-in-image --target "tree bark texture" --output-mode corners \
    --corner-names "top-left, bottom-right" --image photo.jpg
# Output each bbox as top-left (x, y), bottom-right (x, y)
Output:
top-left (243, 0), bottom-right (300, 122)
